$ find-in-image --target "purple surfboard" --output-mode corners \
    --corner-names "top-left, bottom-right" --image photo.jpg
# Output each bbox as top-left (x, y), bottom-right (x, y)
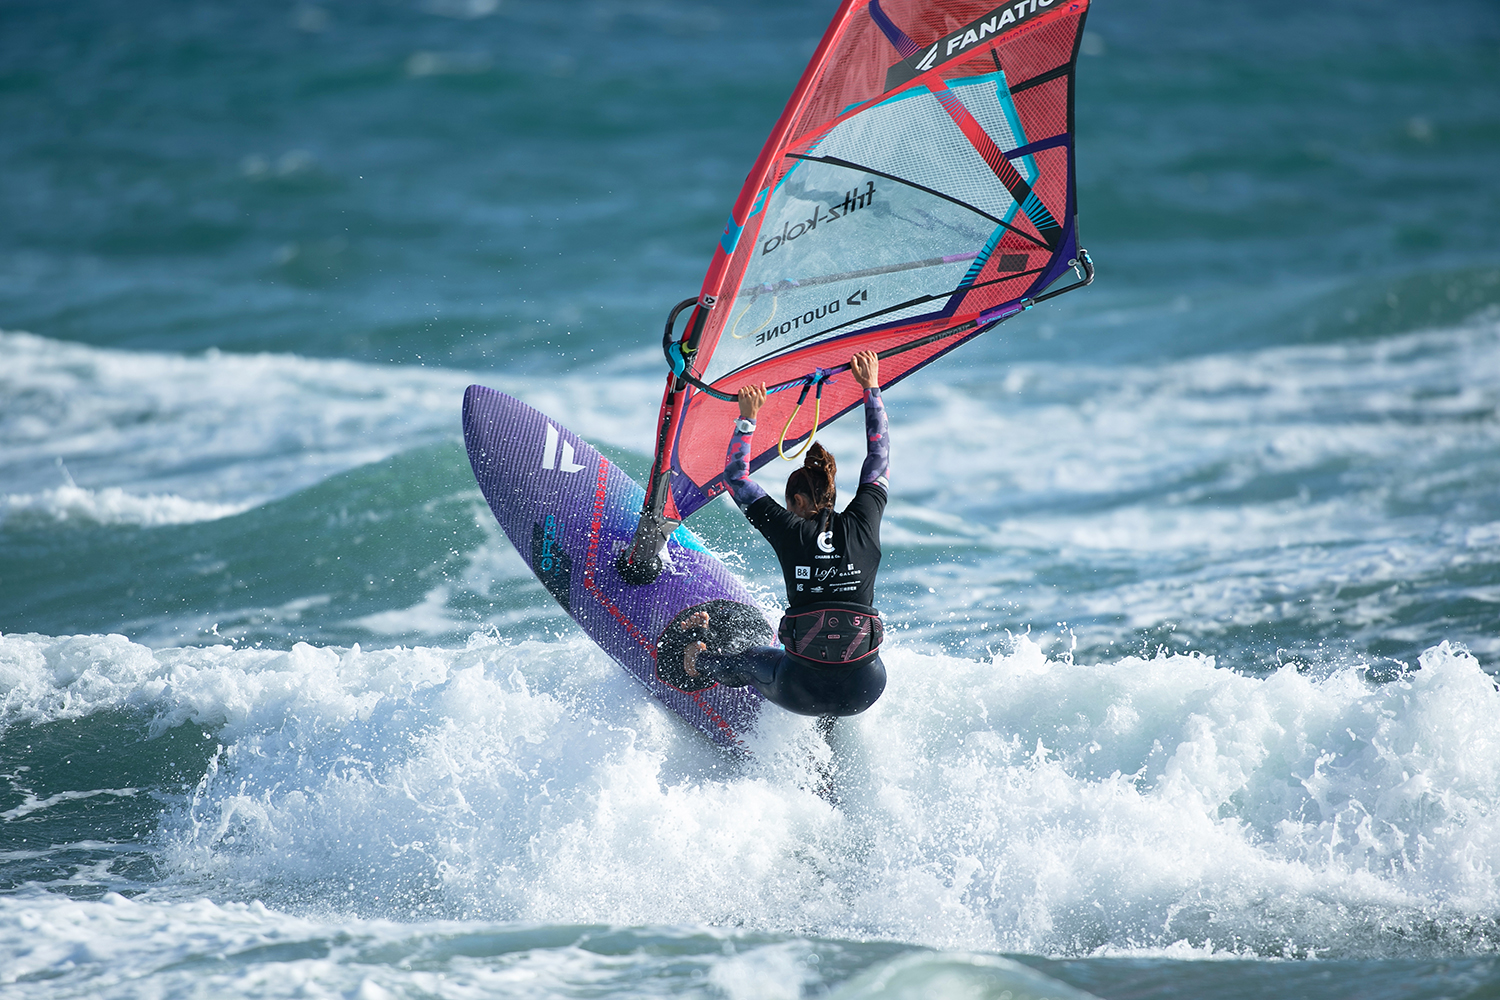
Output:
top-left (462, 385), bottom-right (768, 748)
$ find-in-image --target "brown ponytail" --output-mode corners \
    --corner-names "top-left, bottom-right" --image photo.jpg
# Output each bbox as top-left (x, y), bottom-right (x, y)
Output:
top-left (786, 442), bottom-right (837, 512)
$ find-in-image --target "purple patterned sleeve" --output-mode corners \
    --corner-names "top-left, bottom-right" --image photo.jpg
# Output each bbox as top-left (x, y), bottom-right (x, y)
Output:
top-left (860, 387), bottom-right (890, 489)
top-left (725, 420), bottom-right (768, 509)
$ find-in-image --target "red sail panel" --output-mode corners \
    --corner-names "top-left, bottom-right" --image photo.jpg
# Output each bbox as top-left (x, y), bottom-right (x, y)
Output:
top-left (657, 0), bottom-right (1090, 520)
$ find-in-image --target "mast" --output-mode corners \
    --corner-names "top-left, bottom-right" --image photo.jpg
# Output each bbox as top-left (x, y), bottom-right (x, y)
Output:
top-left (616, 296), bottom-right (713, 585)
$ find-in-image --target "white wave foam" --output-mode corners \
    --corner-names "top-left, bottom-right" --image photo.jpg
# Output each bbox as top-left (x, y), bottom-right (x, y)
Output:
top-left (3, 631), bottom-right (1498, 957)
top-left (0, 330), bottom-right (468, 503)
top-left (0, 485), bottom-right (246, 527)
top-left (0, 330), bottom-right (662, 507)
top-left (0, 786), bottom-right (139, 821)
top-left (0, 892), bottom-right (1096, 999)
top-left (889, 317), bottom-right (1500, 510)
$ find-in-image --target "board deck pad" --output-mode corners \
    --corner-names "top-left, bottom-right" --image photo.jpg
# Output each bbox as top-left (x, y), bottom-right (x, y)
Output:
top-left (462, 385), bottom-right (767, 747)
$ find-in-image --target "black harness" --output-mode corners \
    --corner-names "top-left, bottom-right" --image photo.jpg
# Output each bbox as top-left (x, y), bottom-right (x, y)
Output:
top-left (777, 601), bottom-right (883, 667)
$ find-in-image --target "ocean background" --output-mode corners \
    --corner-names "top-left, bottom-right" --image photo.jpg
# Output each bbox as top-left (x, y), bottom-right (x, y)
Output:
top-left (4, 0), bottom-right (1500, 996)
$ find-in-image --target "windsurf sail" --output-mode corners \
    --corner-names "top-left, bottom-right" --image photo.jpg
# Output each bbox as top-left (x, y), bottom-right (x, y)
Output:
top-left (623, 0), bottom-right (1093, 581)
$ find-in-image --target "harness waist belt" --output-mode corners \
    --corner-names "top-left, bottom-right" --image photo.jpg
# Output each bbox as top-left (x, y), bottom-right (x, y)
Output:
top-left (777, 602), bottom-right (883, 666)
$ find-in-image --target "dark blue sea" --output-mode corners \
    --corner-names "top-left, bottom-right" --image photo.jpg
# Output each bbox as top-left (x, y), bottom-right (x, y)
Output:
top-left (3, 0), bottom-right (1500, 996)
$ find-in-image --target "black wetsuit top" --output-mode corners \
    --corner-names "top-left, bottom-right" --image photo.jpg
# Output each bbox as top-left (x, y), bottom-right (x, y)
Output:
top-left (743, 484), bottom-right (886, 612)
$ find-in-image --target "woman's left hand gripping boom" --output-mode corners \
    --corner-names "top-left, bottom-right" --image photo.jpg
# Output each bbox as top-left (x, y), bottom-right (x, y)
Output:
top-left (738, 382), bottom-right (766, 421)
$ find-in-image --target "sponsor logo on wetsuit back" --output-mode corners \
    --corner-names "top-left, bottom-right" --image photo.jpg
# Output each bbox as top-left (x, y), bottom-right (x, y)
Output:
top-left (795, 534), bottom-right (867, 596)
top-left (885, 0), bottom-right (1069, 91)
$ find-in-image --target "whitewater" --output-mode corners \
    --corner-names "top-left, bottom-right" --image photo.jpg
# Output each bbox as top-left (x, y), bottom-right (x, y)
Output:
top-left (8, 623), bottom-right (1500, 952)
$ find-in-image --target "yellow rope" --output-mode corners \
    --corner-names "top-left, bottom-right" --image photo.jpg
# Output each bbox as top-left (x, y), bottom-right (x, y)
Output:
top-left (777, 390), bottom-right (823, 461)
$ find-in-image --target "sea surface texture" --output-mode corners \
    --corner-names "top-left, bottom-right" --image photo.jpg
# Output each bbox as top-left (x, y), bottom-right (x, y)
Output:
top-left (3, 0), bottom-right (1500, 997)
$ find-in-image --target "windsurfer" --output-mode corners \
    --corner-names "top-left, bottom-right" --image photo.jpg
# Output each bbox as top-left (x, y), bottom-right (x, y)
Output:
top-left (682, 350), bottom-right (890, 717)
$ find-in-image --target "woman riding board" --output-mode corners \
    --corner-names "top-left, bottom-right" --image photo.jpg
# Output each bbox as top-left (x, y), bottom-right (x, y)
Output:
top-left (682, 349), bottom-right (890, 717)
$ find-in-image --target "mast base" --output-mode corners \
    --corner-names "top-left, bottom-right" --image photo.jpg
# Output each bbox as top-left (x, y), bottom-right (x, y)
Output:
top-left (616, 502), bottom-right (679, 586)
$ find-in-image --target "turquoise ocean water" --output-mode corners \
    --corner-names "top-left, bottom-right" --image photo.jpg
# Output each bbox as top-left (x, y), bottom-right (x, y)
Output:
top-left (3, 0), bottom-right (1500, 996)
